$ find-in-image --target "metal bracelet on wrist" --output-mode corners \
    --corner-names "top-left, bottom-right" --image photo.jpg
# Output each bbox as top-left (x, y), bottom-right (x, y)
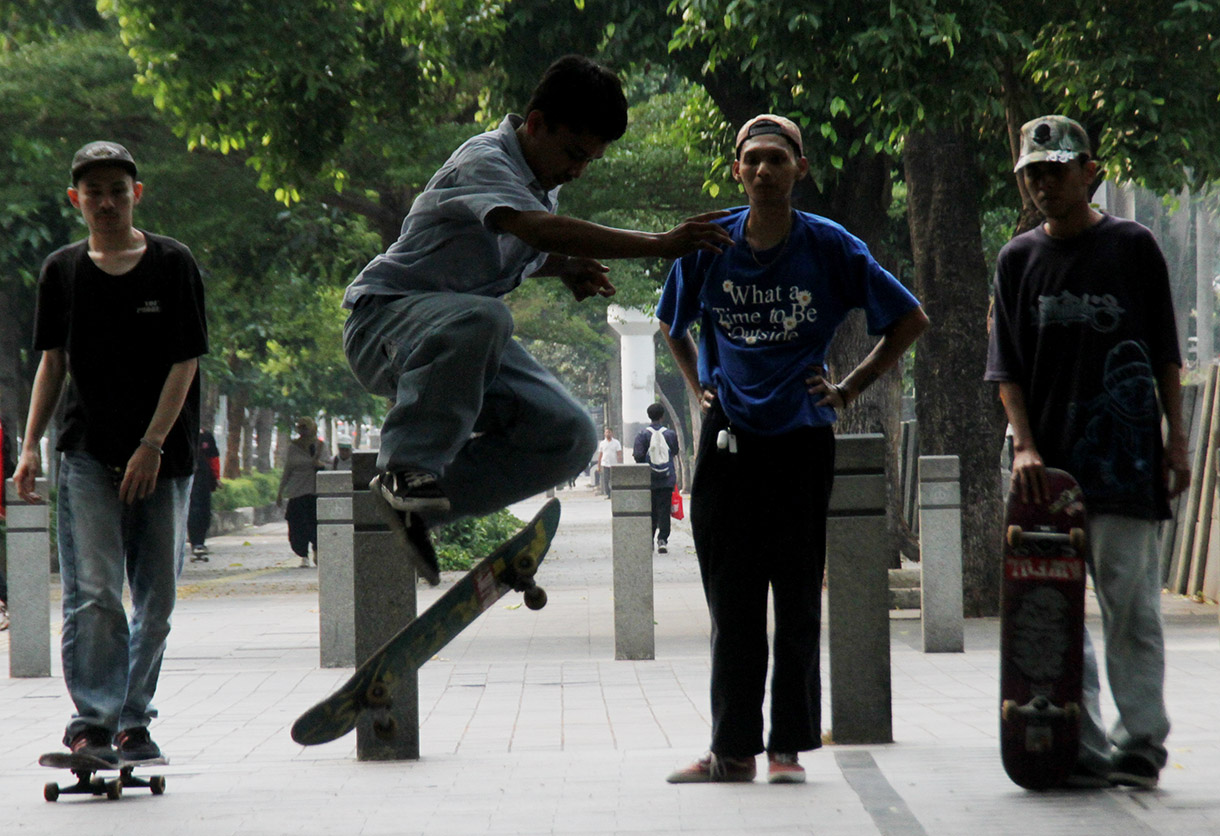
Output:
top-left (139, 437), bottom-right (164, 455)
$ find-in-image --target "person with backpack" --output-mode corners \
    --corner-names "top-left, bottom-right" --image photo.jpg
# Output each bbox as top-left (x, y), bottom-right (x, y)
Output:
top-left (632, 403), bottom-right (679, 553)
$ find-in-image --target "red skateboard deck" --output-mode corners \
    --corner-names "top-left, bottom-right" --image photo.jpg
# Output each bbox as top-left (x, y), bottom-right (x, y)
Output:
top-left (999, 467), bottom-right (1088, 790)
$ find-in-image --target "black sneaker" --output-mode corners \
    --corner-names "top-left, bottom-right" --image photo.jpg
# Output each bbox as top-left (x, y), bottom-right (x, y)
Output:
top-left (369, 482), bottom-right (442, 586)
top-left (657, 539), bottom-right (668, 554)
top-left (114, 727), bottom-right (162, 762)
top-left (373, 469), bottom-right (451, 515)
top-left (1109, 753), bottom-right (1159, 789)
top-left (1062, 767), bottom-right (1114, 789)
top-left (69, 728), bottom-right (119, 766)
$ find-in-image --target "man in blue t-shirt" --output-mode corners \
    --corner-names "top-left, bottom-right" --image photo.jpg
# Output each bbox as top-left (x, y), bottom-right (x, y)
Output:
top-left (985, 115), bottom-right (1190, 789)
top-left (660, 115), bottom-right (928, 785)
top-left (341, 55), bottom-right (732, 583)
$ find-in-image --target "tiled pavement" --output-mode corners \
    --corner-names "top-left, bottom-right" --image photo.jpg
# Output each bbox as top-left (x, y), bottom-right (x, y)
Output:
top-left (1, 485), bottom-right (1217, 834)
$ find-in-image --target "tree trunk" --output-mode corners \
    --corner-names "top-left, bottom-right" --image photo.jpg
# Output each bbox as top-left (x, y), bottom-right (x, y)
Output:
top-left (904, 129), bottom-right (1009, 617)
top-left (223, 386), bottom-right (248, 479)
top-left (254, 407), bottom-right (275, 472)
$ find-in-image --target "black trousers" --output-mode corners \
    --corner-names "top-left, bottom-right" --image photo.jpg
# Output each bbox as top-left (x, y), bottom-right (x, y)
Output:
top-left (650, 486), bottom-right (672, 543)
top-left (285, 494), bottom-right (318, 557)
top-left (187, 484), bottom-right (213, 547)
top-left (690, 405), bottom-right (834, 757)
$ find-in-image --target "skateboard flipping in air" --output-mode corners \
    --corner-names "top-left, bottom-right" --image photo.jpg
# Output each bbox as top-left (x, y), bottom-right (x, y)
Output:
top-left (39, 752), bottom-right (168, 802)
top-left (291, 498), bottom-right (560, 746)
top-left (999, 467), bottom-right (1088, 790)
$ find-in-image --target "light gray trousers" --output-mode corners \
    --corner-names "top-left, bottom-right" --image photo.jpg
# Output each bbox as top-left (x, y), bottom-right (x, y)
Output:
top-left (1077, 514), bottom-right (1170, 772)
top-left (343, 292), bottom-right (596, 524)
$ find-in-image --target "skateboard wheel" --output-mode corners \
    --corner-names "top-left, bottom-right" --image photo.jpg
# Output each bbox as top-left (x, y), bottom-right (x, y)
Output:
top-left (1001, 699), bottom-right (1016, 721)
top-left (44, 782), bottom-right (60, 802)
top-left (1006, 525), bottom-right (1023, 547)
top-left (150, 775), bottom-right (167, 795)
top-left (105, 778), bottom-right (122, 800)
top-left (523, 586), bottom-right (548, 610)
top-left (373, 716), bottom-right (398, 741)
top-left (366, 681), bottom-right (392, 708)
top-left (1069, 527), bottom-right (1086, 551)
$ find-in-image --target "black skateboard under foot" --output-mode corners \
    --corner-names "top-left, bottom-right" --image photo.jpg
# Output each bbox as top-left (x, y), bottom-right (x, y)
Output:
top-left (39, 752), bottom-right (168, 801)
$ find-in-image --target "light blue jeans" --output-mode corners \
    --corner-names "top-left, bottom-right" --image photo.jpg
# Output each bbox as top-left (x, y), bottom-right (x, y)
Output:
top-left (1078, 514), bottom-right (1170, 773)
top-left (58, 451), bottom-right (190, 744)
top-left (343, 292), bottom-right (597, 523)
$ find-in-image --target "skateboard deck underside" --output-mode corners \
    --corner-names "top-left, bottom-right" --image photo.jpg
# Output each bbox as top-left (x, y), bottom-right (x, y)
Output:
top-left (291, 498), bottom-right (561, 746)
top-left (999, 468), bottom-right (1087, 790)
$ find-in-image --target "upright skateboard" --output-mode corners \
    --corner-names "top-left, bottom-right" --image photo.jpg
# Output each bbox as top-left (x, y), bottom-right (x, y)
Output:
top-left (39, 752), bottom-right (168, 801)
top-left (291, 498), bottom-right (560, 746)
top-left (999, 468), bottom-right (1088, 790)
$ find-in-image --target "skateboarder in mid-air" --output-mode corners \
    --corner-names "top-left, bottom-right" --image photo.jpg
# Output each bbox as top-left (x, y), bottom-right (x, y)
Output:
top-left (986, 114), bottom-right (1190, 789)
top-left (341, 55), bottom-right (732, 582)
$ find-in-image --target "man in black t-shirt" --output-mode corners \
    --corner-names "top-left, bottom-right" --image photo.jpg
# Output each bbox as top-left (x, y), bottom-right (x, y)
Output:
top-left (985, 116), bottom-right (1190, 790)
top-left (12, 141), bottom-right (208, 766)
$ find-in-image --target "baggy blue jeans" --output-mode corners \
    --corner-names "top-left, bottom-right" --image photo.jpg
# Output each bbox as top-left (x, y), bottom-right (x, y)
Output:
top-left (1077, 514), bottom-right (1170, 773)
top-left (58, 451), bottom-right (190, 744)
top-left (343, 292), bottom-right (597, 523)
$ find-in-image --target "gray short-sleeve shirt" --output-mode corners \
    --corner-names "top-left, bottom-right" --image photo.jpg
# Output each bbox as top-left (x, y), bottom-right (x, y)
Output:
top-left (342, 114), bottom-right (557, 306)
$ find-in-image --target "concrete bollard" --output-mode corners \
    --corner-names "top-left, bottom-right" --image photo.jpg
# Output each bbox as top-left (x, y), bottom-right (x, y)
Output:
top-left (826, 434), bottom-right (892, 744)
top-left (350, 452), bottom-right (419, 761)
top-left (610, 464), bottom-right (654, 661)
top-left (919, 456), bottom-right (965, 653)
top-left (316, 469), bottom-right (355, 668)
top-left (4, 480), bottom-right (52, 678)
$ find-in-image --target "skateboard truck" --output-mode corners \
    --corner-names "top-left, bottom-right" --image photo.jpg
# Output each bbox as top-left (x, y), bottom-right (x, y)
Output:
top-left (1001, 697), bottom-right (1081, 753)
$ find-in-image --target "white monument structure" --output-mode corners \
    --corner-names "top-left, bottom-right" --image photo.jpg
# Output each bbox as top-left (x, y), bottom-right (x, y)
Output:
top-left (607, 304), bottom-right (659, 443)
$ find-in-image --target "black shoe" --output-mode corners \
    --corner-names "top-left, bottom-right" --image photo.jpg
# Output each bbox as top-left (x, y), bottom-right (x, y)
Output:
top-left (1062, 767), bottom-right (1114, 789)
top-left (68, 728), bottom-right (119, 766)
top-left (404, 512), bottom-right (441, 586)
top-left (657, 539), bottom-right (668, 554)
top-left (373, 470), bottom-right (450, 515)
top-left (114, 727), bottom-right (162, 762)
top-left (1109, 753), bottom-right (1159, 789)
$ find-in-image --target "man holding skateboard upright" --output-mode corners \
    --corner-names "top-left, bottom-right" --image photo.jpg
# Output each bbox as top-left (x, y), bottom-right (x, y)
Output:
top-left (986, 115), bottom-right (1191, 788)
top-left (13, 141), bottom-right (208, 766)
top-left (341, 55), bottom-right (732, 582)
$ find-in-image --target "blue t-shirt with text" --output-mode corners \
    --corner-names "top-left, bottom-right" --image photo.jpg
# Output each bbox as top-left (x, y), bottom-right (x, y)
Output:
top-left (657, 207), bottom-right (919, 436)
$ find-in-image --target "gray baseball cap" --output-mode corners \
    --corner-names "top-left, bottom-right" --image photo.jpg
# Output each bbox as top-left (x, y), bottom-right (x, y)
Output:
top-left (71, 141), bottom-right (138, 183)
top-left (1014, 116), bottom-right (1090, 172)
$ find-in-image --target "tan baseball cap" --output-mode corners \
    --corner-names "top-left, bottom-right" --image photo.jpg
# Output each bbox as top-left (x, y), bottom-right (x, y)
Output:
top-left (1014, 116), bottom-right (1090, 172)
top-left (735, 114), bottom-right (804, 159)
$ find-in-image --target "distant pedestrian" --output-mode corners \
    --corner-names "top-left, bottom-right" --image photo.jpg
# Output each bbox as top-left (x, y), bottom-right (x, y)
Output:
top-left (188, 428), bottom-right (220, 561)
top-left (278, 417), bottom-right (326, 568)
top-left (330, 438), bottom-right (353, 471)
top-left (632, 403), bottom-right (678, 553)
top-left (660, 114), bottom-right (927, 784)
top-left (596, 427), bottom-right (622, 497)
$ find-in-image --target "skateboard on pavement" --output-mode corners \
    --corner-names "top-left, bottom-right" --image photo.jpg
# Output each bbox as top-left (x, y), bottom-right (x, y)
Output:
top-left (290, 498), bottom-right (561, 746)
top-left (999, 467), bottom-right (1088, 790)
top-left (39, 752), bottom-right (168, 801)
